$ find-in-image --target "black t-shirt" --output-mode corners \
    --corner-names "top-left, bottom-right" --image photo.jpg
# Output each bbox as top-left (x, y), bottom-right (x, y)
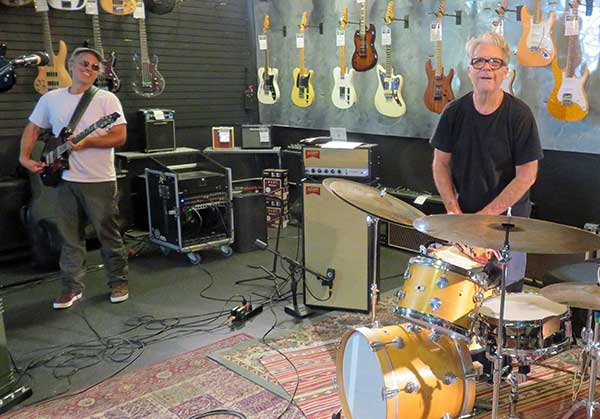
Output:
top-left (430, 92), bottom-right (543, 216)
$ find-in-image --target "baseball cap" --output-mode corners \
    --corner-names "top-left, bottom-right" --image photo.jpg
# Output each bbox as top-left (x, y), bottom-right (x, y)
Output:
top-left (70, 47), bottom-right (103, 62)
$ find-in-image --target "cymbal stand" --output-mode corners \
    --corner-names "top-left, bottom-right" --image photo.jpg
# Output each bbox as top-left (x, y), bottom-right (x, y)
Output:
top-left (490, 220), bottom-right (514, 419)
top-left (561, 310), bottom-right (600, 419)
top-left (366, 215), bottom-right (380, 328)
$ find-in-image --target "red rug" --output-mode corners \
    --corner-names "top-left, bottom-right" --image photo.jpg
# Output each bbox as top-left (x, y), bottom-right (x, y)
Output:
top-left (4, 334), bottom-right (304, 419)
top-left (259, 342), bottom-right (600, 419)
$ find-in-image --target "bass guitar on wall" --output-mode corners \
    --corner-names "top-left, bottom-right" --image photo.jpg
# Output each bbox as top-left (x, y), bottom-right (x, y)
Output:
top-left (291, 12), bottom-right (314, 108)
top-left (547, 0), bottom-right (588, 121)
top-left (100, 0), bottom-right (135, 15)
top-left (132, 0), bottom-right (165, 97)
top-left (351, 0), bottom-right (377, 72)
top-left (257, 15), bottom-right (280, 105)
top-left (516, 0), bottom-right (556, 67)
top-left (374, 1), bottom-right (406, 117)
top-left (423, 0), bottom-right (454, 114)
top-left (331, 7), bottom-right (356, 110)
top-left (86, 0), bottom-right (121, 92)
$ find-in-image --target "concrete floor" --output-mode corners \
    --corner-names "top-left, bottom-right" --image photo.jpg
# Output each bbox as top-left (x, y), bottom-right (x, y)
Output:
top-left (0, 227), bottom-right (411, 414)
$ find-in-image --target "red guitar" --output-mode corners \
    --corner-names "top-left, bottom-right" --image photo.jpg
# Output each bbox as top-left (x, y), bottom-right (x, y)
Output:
top-left (351, 0), bottom-right (377, 72)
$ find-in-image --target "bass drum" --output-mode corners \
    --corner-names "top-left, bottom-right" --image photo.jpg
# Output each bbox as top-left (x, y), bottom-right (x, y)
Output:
top-left (337, 324), bottom-right (476, 419)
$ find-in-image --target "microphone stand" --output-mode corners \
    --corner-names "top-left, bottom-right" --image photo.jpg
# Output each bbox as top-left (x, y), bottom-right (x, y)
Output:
top-left (255, 239), bottom-right (330, 318)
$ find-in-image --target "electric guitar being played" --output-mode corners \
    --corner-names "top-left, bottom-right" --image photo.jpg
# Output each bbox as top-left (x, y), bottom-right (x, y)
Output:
top-left (547, 0), bottom-right (588, 121)
top-left (99, 0), bottom-right (135, 15)
top-left (374, 1), bottom-right (406, 117)
top-left (132, 0), bottom-right (165, 97)
top-left (40, 112), bottom-right (120, 187)
top-left (516, 0), bottom-right (556, 66)
top-left (492, 0), bottom-right (516, 95)
top-left (331, 7), bottom-right (356, 110)
top-left (33, 0), bottom-right (72, 95)
top-left (423, 0), bottom-right (454, 114)
top-left (86, 0), bottom-right (121, 92)
top-left (257, 15), bottom-right (280, 105)
top-left (291, 12), bottom-right (314, 108)
top-left (351, 0), bottom-right (377, 71)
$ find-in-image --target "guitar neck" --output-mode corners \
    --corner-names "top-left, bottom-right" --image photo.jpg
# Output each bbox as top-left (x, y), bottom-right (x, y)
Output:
top-left (264, 41), bottom-right (269, 72)
top-left (565, 10), bottom-right (581, 77)
top-left (533, 0), bottom-right (541, 23)
top-left (339, 45), bottom-right (346, 76)
top-left (41, 11), bottom-right (54, 65)
top-left (138, 18), bottom-right (150, 64)
top-left (435, 39), bottom-right (442, 77)
top-left (299, 47), bottom-right (305, 75)
top-left (385, 43), bottom-right (392, 74)
top-left (91, 15), bottom-right (105, 58)
top-left (359, 2), bottom-right (366, 38)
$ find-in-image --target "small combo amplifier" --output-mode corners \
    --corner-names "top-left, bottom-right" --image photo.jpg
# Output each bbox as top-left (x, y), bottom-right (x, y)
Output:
top-left (241, 125), bottom-right (272, 149)
top-left (138, 109), bottom-right (176, 153)
top-left (302, 143), bottom-right (381, 181)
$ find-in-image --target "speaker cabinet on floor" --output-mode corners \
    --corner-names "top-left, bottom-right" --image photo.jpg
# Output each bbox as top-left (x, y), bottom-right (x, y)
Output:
top-left (232, 193), bottom-right (267, 253)
top-left (302, 182), bottom-right (376, 312)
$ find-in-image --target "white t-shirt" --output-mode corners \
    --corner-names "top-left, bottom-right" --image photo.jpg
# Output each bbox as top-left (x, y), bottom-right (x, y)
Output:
top-left (29, 87), bottom-right (127, 182)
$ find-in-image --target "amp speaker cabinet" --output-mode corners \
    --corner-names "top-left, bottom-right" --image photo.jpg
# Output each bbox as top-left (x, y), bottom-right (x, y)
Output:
top-left (303, 182), bottom-right (376, 312)
top-left (138, 109), bottom-right (176, 153)
top-left (232, 193), bottom-right (267, 253)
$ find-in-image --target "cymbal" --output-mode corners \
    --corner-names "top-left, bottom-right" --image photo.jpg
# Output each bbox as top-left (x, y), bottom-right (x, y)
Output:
top-left (322, 178), bottom-right (426, 226)
top-left (540, 283), bottom-right (600, 311)
top-left (413, 214), bottom-right (600, 254)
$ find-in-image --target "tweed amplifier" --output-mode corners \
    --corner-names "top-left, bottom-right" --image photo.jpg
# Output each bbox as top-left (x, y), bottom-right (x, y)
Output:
top-left (302, 143), bottom-right (381, 181)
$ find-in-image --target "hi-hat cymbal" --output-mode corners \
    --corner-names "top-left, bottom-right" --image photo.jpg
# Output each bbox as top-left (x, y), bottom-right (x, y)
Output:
top-left (413, 214), bottom-right (600, 254)
top-left (540, 283), bottom-right (600, 311)
top-left (323, 178), bottom-right (426, 226)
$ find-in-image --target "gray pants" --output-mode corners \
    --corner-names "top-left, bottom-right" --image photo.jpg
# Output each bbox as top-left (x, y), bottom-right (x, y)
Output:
top-left (57, 180), bottom-right (128, 293)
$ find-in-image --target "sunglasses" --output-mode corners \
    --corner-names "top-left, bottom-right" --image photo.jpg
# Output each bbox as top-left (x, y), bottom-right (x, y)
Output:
top-left (79, 60), bottom-right (101, 72)
top-left (470, 57), bottom-right (505, 70)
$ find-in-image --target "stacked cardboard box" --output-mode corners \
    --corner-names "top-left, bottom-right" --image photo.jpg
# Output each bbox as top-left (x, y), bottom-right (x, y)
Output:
top-left (263, 169), bottom-right (289, 228)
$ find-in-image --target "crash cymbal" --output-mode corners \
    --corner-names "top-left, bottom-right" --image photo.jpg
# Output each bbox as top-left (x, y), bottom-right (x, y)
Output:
top-left (413, 214), bottom-right (600, 254)
top-left (540, 283), bottom-right (600, 311)
top-left (323, 178), bottom-right (426, 226)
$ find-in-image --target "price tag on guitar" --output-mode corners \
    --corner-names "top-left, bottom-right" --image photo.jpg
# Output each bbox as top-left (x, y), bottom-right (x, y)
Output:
top-left (85, 0), bottom-right (99, 15)
top-left (491, 19), bottom-right (504, 36)
top-left (258, 35), bottom-right (268, 50)
top-left (133, 0), bottom-right (145, 19)
top-left (381, 26), bottom-right (392, 46)
top-left (564, 13), bottom-right (579, 36)
top-left (430, 22), bottom-right (442, 42)
top-left (34, 0), bottom-right (49, 12)
top-left (336, 30), bottom-right (345, 47)
top-left (296, 33), bottom-right (304, 49)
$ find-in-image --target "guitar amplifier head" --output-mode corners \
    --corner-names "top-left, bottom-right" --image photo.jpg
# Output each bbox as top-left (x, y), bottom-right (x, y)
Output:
top-left (242, 125), bottom-right (272, 149)
top-left (138, 109), bottom-right (176, 153)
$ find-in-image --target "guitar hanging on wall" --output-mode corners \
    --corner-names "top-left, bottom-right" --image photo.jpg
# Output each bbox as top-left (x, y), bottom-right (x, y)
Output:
top-left (33, 0), bottom-right (72, 95)
top-left (374, 1), bottom-right (406, 117)
top-left (48, 0), bottom-right (86, 10)
top-left (85, 0), bottom-right (120, 92)
top-left (100, 0), bottom-right (135, 15)
top-left (492, 0), bottom-right (516, 95)
top-left (351, 0), bottom-right (377, 71)
top-left (423, 0), bottom-right (454, 114)
top-left (0, 0), bottom-right (32, 6)
top-left (516, 0), bottom-right (556, 66)
top-left (331, 7), bottom-right (356, 110)
top-left (291, 12), bottom-right (314, 108)
top-left (257, 15), bottom-right (280, 105)
top-left (132, 0), bottom-right (165, 97)
top-left (547, 0), bottom-right (588, 121)
top-left (144, 0), bottom-right (180, 14)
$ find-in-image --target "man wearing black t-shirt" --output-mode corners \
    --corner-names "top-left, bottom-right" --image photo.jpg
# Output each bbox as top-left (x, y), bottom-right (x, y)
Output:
top-left (430, 32), bottom-right (543, 291)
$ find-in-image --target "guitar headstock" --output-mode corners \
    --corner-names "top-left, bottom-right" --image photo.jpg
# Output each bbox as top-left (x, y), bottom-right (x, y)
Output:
top-left (435, 0), bottom-right (446, 20)
top-left (98, 112), bottom-right (121, 128)
top-left (384, 1), bottom-right (395, 24)
top-left (263, 15), bottom-right (270, 33)
top-left (340, 7), bottom-right (348, 30)
top-left (496, 0), bottom-right (508, 17)
top-left (299, 11), bottom-right (307, 33)
top-left (571, 0), bottom-right (579, 13)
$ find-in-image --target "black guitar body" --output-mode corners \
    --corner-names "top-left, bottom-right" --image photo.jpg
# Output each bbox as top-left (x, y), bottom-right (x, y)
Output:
top-left (0, 44), bottom-right (17, 93)
top-left (39, 128), bottom-right (71, 187)
top-left (144, 0), bottom-right (177, 14)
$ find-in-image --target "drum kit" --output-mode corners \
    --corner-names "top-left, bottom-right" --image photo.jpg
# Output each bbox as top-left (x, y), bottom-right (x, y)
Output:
top-left (324, 179), bottom-right (600, 419)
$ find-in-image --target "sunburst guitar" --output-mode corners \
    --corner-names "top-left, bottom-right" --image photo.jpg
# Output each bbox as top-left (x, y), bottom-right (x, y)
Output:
top-left (33, 0), bottom-right (72, 95)
top-left (291, 12), bottom-right (314, 108)
top-left (374, 2), bottom-right (405, 117)
top-left (100, 0), bottom-right (135, 15)
top-left (351, 0), bottom-right (377, 71)
top-left (516, 0), bottom-right (556, 67)
top-left (547, 0), bottom-right (588, 121)
top-left (331, 7), bottom-right (356, 109)
top-left (257, 15), bottom-right (279, 105)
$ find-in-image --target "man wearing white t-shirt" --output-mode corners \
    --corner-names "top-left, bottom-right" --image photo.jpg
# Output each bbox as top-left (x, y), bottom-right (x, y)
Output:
top-left (19, 47), bottom-right (129, 309)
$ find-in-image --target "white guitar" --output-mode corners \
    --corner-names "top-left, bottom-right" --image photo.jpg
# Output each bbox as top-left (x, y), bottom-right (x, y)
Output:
top-left (374, 2), bottom-right (406, 117)
top-left (257, 15), bottom-right (280, 105)
top-left (492, 0), bottom-right (516, 95)
top-left (331, 7), bottom-right (357, 110)
top-left (48, 0), bottom-right (86, 10)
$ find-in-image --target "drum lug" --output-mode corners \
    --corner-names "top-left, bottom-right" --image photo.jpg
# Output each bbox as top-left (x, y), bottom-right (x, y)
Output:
top-left (443, 372), bottom-right (457, 385)
top-left (405, 323), bottom-right (422, 334)
top-left (472, 272), bottom-right (489, 287)
top-left (370, 337), bottom-right (405, 351)
top-left (436, 276), bottom-right (449, 289)
top-left (473, 291), bottom-right (484, 303)
top-left (441, 413), bottom-right (455, 419)
top-left (429, 297), bottom-right (442, 311)
top-left (429, 331), bottom-right (441, 342)
top-left (396, 289), bottom-right (406, 300)
top-left (369, 341), bottom-right (386, 351)
top-left (332, 376), bottom-right (338, 390)
top-left (403, 269), bottom-right (411, 280)
top-left (403, 381), bottom-right (419, 394)
top-left (382, 386), bottom-right (400, 400)
top-left (391, 336), bottom-right (405, 349)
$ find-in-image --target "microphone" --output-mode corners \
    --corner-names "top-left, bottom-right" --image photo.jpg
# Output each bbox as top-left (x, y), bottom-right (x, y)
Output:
top-left (254, 239), bottom-right (268, 250)
top-left (11, 52), bottom-right (50, 68)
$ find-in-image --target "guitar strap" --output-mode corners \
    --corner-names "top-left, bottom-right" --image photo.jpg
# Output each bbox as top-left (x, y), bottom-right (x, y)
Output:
top-left (66, 85), bottom-right (99, 135)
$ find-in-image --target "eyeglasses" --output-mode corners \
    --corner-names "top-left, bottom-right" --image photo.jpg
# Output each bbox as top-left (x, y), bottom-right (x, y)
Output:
top-left (470, 57), bottom-right (505, 70)
top-left (79, 60), bottom-right (100, 72)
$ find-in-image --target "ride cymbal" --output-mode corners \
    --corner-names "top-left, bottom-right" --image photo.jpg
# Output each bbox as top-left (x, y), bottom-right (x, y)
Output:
top-left (540, 283), bottom-right (600, 311)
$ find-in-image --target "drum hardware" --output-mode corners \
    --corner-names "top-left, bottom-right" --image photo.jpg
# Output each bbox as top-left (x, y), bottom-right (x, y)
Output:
top-left (396, 309), bottom-right (473, 342)
top-left (367, 215), bottom-right (381, 327)
top-left (430, 297), bottom-right (442, 311)
top-left (404, 323), bottom-right (422, 334)
top-left (444, 372), bottom-right (458, 385)
top-left (430, 331), bottom-right (441, 342)
top-left (437, 277), bottom-right (449, 288)
top-left (369, 336), bottom-right (405, 351)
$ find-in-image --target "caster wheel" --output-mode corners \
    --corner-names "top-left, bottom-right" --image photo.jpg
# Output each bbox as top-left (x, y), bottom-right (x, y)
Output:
top-left (160, 246), bottom-right (171, 256)
top-left (187, 252), bottom-right (202, 265)
top-left (220, 245), bottom-right (233, 257)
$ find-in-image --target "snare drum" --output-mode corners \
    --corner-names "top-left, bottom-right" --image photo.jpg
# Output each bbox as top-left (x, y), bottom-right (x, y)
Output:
top-left (395, 252), bottom-right (488, 340)
top-left (337, 324), bottom-right (476, 419)
top-left (478, 293), bottom-right (571, 365)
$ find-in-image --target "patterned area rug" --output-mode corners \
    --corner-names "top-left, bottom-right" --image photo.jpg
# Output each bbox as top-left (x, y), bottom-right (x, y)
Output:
top-left (5, 334), bottom-right (304, 419)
